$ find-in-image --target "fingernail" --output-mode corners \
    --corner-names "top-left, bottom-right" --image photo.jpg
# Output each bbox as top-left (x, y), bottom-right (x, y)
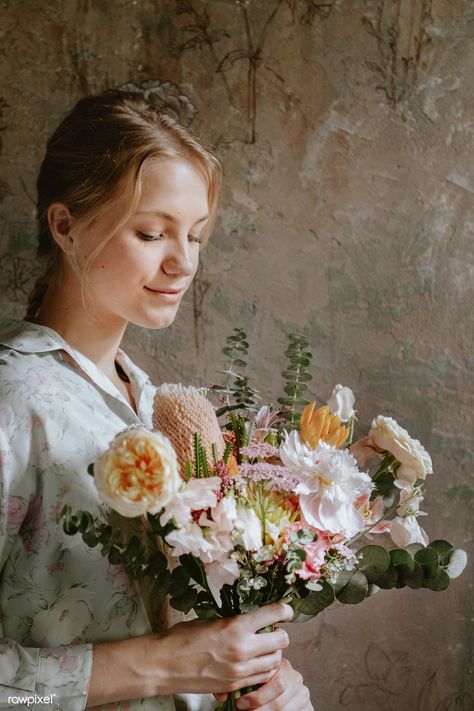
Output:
top-left (236, 700), bottom-right (250, 710)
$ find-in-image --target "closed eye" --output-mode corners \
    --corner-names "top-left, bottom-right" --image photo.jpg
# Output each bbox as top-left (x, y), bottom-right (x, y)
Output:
top-left (136, 231), bottom-right (202, 244)
top-left (136, 231), bottom-right (164, 242)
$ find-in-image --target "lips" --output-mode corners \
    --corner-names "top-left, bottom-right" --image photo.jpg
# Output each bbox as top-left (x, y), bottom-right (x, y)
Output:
top-left (144, 287), bottom-right (184, 294)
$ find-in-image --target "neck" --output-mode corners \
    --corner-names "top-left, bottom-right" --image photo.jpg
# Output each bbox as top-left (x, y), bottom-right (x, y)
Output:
top-left (33, 278), bottom-right (127, 378)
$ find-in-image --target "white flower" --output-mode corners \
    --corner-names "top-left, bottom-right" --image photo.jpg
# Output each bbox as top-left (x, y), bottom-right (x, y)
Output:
top-left (205, 558), bottom-right (240, 607)
top-left (160, 477), bottom-right (221, 527)
top-left (165, 522), bottom-right (216, 561)
top-left (327, 385), bottom-right (355, 422)
top-left (368, 416), bottom-right (432, 484)
top-left (390, 515), bottom-right (429, 548)
top-left (280, 431), bottom-right (373, 537)
top-left (234, 506), bottom-right (263, 550)
top-left (94, 428), bottom-right (181, 517)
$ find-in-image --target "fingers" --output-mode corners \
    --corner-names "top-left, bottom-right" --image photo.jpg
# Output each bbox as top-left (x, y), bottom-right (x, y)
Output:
top-left (235, 659), bottom-right (313, 711)
top-left (251, 628), bottom-right (289, 657)
top-left (243, 602), bottom-right (294, 633)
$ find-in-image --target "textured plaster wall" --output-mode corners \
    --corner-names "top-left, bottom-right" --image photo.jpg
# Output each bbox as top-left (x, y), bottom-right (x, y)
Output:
top-left (1, 1), bottom-right (473, 709)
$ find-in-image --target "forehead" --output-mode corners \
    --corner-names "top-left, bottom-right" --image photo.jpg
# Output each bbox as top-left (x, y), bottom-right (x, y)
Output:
top-left (138, 158), bottom-right (209, 213)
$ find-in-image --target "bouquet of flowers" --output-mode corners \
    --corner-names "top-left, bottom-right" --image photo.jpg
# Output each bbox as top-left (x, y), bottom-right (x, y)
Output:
top-left (58, 330), bottom-right (467, 710)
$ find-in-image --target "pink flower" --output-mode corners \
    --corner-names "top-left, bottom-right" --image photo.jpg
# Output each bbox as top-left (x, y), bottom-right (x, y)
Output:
top-left (20, 496), bottom-right (49, 552)
top-left (296, 537), bottom-right (330, 581)
top-left (6, 496), bottom-right (27, 533)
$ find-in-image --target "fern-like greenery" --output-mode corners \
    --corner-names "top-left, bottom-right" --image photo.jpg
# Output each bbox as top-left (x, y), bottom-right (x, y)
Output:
top-left (277, 333), bottom-right (313, 429)
top-left (212, 328), bottom-right (260, 417)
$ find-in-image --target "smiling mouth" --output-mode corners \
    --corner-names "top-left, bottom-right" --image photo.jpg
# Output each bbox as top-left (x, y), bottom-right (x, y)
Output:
top-left (144, 287), bottom-right (184, 294)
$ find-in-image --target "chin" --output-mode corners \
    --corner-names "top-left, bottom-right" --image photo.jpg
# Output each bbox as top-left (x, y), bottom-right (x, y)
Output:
top-left (133, 309), bottom-right (180, 331)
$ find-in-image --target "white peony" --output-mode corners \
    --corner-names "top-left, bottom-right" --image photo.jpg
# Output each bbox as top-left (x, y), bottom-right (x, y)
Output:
top-left (327, 384), bottom-right (355, 422)
top-left (94, 428), bottom-right (181, 517)
top-left (368, 416), bottom-right (432, 484)
top-left (280, 431), bottom-right (373, 537)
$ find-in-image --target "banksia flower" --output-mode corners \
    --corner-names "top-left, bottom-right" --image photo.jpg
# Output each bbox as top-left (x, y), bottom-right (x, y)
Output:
top-left (153, 384), bottom-right (226, 477)
top-left (300, 403), bottom-right (349, 449)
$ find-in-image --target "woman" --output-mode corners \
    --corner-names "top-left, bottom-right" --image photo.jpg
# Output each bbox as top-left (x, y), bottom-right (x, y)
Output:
top-left (0, 91), bottom-right (313, 710)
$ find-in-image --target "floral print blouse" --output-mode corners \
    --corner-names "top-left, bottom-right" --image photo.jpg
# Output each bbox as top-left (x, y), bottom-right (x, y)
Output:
top-left (0, 319), bottom-right (215, 711)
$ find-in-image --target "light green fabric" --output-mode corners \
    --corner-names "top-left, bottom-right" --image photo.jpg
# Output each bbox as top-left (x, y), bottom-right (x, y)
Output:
top-left (0, 319), bottom-right (215, 711)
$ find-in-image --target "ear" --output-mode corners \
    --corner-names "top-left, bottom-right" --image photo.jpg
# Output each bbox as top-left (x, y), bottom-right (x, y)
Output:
top-left (47, 203), bottom-right (76, 254)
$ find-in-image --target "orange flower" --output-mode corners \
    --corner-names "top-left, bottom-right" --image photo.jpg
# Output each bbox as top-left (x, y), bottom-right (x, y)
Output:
top-left (300, 403), bottom-right (349, 449)
top-left (94, 428), bottom-right (181, 517)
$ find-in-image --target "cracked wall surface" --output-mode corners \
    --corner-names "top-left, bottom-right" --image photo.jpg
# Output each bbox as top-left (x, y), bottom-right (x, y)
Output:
top-left (0, 1), bottom-right (473, 708)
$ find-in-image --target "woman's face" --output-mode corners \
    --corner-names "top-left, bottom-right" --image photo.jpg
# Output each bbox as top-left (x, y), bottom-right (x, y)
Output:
top-left (73, 158), bottom-right (209, 330)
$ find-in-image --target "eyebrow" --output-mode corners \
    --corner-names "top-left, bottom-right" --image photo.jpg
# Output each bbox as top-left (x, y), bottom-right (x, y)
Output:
top-left (137, 210), bottom-right (209, 225)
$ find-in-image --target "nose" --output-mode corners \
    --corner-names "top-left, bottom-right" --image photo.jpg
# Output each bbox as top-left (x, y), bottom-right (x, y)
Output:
top-left (161, 236), bottom-right (196, 278)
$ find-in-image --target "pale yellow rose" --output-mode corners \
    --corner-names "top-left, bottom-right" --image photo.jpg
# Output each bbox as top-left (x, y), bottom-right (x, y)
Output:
top-left (368, 415), bottom-right (432, 484)
top-left (94, 427), bottom-right (181, 517)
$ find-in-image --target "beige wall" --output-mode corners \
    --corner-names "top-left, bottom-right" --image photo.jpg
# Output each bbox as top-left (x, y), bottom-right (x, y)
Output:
top-left (1, 1), bottom-right (472, 708)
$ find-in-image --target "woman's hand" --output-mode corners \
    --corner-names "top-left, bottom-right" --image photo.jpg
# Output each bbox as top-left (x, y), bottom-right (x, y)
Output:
top-left (215, 658), bottom-right (313, 710)
top-left (148, 602), bottom-right (293, 697)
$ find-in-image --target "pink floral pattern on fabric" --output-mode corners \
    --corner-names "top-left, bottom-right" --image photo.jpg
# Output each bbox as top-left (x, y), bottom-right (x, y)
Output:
top-left (0, 319), bottom-right (212, 711)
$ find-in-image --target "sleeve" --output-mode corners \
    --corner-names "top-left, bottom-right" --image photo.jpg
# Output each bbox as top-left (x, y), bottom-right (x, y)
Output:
top-left (174, 694), bottom-right (217, 711)
top-left (0, 426), bottom-right (93, 711)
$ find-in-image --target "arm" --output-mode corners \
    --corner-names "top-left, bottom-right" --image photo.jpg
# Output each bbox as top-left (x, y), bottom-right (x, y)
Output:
top-left (86, 604), bottom-right (293, 707)
top-left (0, 427), bottom-right (93, 711)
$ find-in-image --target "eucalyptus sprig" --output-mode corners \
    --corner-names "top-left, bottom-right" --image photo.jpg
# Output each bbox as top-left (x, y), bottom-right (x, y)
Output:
top-left (277, 333), bottom-right (313, 429)
top-left (212, 328), bottom-right (260, 417)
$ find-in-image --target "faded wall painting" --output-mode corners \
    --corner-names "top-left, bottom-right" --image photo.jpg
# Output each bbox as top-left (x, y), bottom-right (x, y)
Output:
top-left (0, 1), bottom-right (473, 709)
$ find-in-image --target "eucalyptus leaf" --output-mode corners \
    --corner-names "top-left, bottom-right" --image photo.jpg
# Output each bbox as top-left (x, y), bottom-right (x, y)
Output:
top-left (423, 569), bottom-right (450, 592)
top-left (336, 571), bottom-right (368, 604)
top-left (375, 566), bottom-right (398, 590)
top-left (194, 607), bottom-right (223, 620)
top-left (170, 588), bottom-right (199, 613)
top-left (404, 561), bottom-right (424, 590)
top-left (415, 548), bottom-right (439, 577)
top-left (356, 545), bottom-right (391, 583)
top-left (405, 542), bottom-right (425, 557)
top-left (291, 581), bottom-right (335, 620)
top-left (445, 549), bottom-right (468, 579)
top-left (389, 548), bottom-right (415, 577)
top-left (428, 539), bottom-right (454, 566)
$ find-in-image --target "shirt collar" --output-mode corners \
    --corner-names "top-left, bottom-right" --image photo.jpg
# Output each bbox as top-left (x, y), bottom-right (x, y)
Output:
top-left (0, 319), bottom-right (155, 427)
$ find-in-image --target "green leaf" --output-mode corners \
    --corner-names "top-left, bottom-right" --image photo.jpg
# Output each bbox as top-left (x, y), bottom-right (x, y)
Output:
top-left (423, 569), bottom-right (450, 592)
top-left (194, 607), bottom-right (223, 619)
top-left (367, 584), bottom-right (380, 597)
top-left (146, 551), bottom-right (168, 577)
top-left (329, 570), bottom-right (353, 594)
top-left (171, 566), bottom-right (191, 596)
top-left (404, 560), bottom-right (424, 589)
top-left (415, 548), bottom-right (439, 577)
top-left (445, 549), bottom-right (468, 579)
top-left (389, 548), bottom-right (415, 577)
top-left (428, 540), bottom-right (454, 566)
top-left (179, 554), bottom-right (207, 588)
top-left (406, 542), bottom-right (425, 557)
top-left (376, 566), bottom-right (398, 590)
top-left (291, 580), bottom-right (335, 621)
top-left (170, 588), bottom-right (199, 613)
top-left (336, 571), bottom-right (368, 604)
top-left (356, 545), bottom-right (391, 583)
top-left (152, 570), bottom-right (172, 601)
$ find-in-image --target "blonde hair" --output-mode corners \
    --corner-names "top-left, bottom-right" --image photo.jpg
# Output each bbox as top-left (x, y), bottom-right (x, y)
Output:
top-left (26, 89), bottom-right (222, 320)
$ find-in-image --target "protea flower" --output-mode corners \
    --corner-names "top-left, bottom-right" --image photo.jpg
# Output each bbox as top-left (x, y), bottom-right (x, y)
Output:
top-left (300, 403), bottom-right (349, 450)
top-left (153, 383), bottom-right (226, 477)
